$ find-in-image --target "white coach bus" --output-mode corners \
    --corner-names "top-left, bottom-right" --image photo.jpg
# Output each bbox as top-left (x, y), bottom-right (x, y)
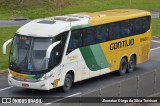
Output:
top-left (3, 9), bottom-right (151, 92)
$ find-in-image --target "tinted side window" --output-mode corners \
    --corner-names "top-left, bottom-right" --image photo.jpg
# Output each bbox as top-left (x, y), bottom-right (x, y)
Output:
top-left (122, 20), bottom-right (131, 37)
top-left (96, 26), bottom-right (103, 43)
top-left (129, 20), bottom-right (135, 35)
top-left (102, 25), bottom-right (109, 42)
top-left (135, 18), bottom-right (142, 34)
top-left (55, 31), bottom-right (68, 47)
top-left (72, 30), bottom-right (82, 48)
top-left (49, 31), bottom-right (68, 68)
top-left (109, 23), bottom-right (119, 40)
top-left (86, 27), bottom-right (96, 45)
top-left (68, 33), bottom-right (74, 51)
top-left (68, 30), bottom-right (82, 53)
top-left (81, 29), bottom-right (87, 46)
top-left (142, 16), bottom-right (150, 33)
top-left (105, 25), bottom-right (110, 41)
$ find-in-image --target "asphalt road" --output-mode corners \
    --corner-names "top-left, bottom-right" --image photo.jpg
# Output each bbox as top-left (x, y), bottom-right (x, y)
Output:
top-left (0, 38), bottom-right (159, 106)
top-left (0, 20), bottom-right (31, 27)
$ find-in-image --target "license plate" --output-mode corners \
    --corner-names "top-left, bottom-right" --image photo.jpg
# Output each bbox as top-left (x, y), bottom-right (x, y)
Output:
top-left (22, 83), bottom-right (29, 87)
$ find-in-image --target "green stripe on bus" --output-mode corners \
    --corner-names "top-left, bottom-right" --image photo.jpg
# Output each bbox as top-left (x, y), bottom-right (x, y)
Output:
top-left (90, 44), bottom-right (110, 69)
top-left (26, 75), bottom-right (35, 79)
top-left (90, 44), bottom-right (103, 68)
top-left (33, 74), bottom-right (44, 79)
top-left (80, 46), bottom-right (101, 71)
top-left (80, 44), bottom-right (111, 71)
top-left (25, 74), bottom-right (44, 79)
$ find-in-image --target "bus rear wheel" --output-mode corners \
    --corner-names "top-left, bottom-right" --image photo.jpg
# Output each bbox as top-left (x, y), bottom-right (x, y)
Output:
top-left (127, 56), bottom-right (136, 73)
top-left (118, 58), bottom-right (128, 76)
top-left (62, 73), bottom-right (73, 92)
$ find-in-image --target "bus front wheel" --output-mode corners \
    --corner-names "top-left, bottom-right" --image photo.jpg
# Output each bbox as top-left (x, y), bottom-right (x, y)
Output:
top-left (62, 73), bottom-right (73, 92)
top-left (118, 58), bottom-right (128, 76)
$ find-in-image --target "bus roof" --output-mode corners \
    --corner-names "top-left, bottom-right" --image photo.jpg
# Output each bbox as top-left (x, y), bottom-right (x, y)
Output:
top-left (80, 9), bottom-right (151, 25)
top-left (17, 9), bottom-right (150, 37)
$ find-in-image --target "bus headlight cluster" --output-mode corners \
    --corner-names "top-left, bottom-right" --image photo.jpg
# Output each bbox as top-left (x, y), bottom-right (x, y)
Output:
top-left (39, 77), bottom-right (45, 81)
top-left (38, 74), bottom-right (52, 81)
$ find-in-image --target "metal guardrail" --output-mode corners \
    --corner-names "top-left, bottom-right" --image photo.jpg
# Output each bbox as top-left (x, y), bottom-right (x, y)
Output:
top-left (58, 69), bottom-right (160, 106)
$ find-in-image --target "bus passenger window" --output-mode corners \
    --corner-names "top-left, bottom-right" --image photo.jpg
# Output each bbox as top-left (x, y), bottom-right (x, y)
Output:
top-left (68, 30), bottom-right (82, 53)
top-left (86, 28), bottom-right (96, 45)
top-left (105, 25), bottom-right (109, 41)
top-left (142, 17), bottom-right (150, 33)
top-left (129, 20), bottom-right (135, 35)
top-left (102, 25), bottom-right (108, 42)
top-left (96, 26), bottom-right (102, 43)
top-left (82, 29), bottom-right (87, 46)
top-left (135, 18), bottom-right (142, 34)
top-left (72, 30), bottom-right (82, 48)
top-left (86, 27), bottom-right (96, 45)
top-left (50, 31), bottom-right (68, 67)
top-left (109, 23), bottom-right (117, 40)
top-left (122, 21), bottom-right (131, 37)
top-left (68, 35), bottom-right (74, 51)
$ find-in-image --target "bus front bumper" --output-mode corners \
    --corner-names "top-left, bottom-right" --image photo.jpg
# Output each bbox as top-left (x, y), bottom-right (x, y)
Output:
top-left (8, 75), bottom-right (51, 90)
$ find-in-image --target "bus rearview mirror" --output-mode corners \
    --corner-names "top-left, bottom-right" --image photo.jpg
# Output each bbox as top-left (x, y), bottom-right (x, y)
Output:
top-left (2, 38), bottom-right (13, 54)
top-left (46, 41), bottom-right (61, 59)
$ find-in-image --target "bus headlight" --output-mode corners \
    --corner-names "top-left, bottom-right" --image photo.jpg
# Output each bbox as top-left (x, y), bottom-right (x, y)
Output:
top-left (39, 77), bottom-right (45, 81)
top-left (38, 74), bottom-right (52, 81)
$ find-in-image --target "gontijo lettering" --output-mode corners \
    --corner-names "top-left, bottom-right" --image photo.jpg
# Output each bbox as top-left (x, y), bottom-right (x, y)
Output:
top-left (110, 39), bottom-right (134, 50)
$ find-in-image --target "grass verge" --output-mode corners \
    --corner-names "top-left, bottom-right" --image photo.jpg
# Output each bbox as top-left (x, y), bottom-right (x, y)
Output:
top-left (0, 0), bottom-right (160, 20)
top-left (152, 18), bottom-right (160, 36)
top-left (0, 27), bottom-right (19, 70)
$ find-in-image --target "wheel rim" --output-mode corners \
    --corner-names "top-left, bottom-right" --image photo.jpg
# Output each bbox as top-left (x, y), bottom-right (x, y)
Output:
top-left (129, 57), bottom-right (135, 70)
top-left (120, 60), bottom-right (127, 74)
top-left (64, 76), bottom-right (71, 89)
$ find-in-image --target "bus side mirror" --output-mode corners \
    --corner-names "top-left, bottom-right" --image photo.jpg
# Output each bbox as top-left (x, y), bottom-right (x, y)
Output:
top-left (46, 41), bottom-right (61, 59)
top-left (2, 38), bottom-right (13, 54)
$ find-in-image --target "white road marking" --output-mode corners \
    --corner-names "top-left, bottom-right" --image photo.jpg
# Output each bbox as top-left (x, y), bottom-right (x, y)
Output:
top-left (0, 86), bottom-right (13, 92)
top-left (151, 40), bottom-right (160, 43)
top-left (44, 103), bottom-right (52, 106)
top-left (150, 47), bottom-right (160, 51)
top-left (67, 92), bottom-right (81, 97)
top-left (44, 92), bottom-right (81, 105)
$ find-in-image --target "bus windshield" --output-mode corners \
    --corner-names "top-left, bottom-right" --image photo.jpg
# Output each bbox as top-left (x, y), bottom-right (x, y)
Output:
top-left (9, 35), bottom-right (53, 74)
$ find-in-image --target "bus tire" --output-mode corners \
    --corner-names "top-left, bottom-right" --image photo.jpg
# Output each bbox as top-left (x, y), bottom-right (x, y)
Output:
top-left (62, 73), bottom-right (73, 92)
top-left (127, 55), bottom-right (136, 73)
top-left (118, 58), bottom-right (128, 76)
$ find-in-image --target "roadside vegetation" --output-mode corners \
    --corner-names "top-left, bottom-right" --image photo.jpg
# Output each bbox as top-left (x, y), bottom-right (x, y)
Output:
top-left (0, 0), bottom-right (160, 19)
top-left (0, 27), bottom-right (19, 70)
top-left (152, 18), bottom-right (160, 36)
